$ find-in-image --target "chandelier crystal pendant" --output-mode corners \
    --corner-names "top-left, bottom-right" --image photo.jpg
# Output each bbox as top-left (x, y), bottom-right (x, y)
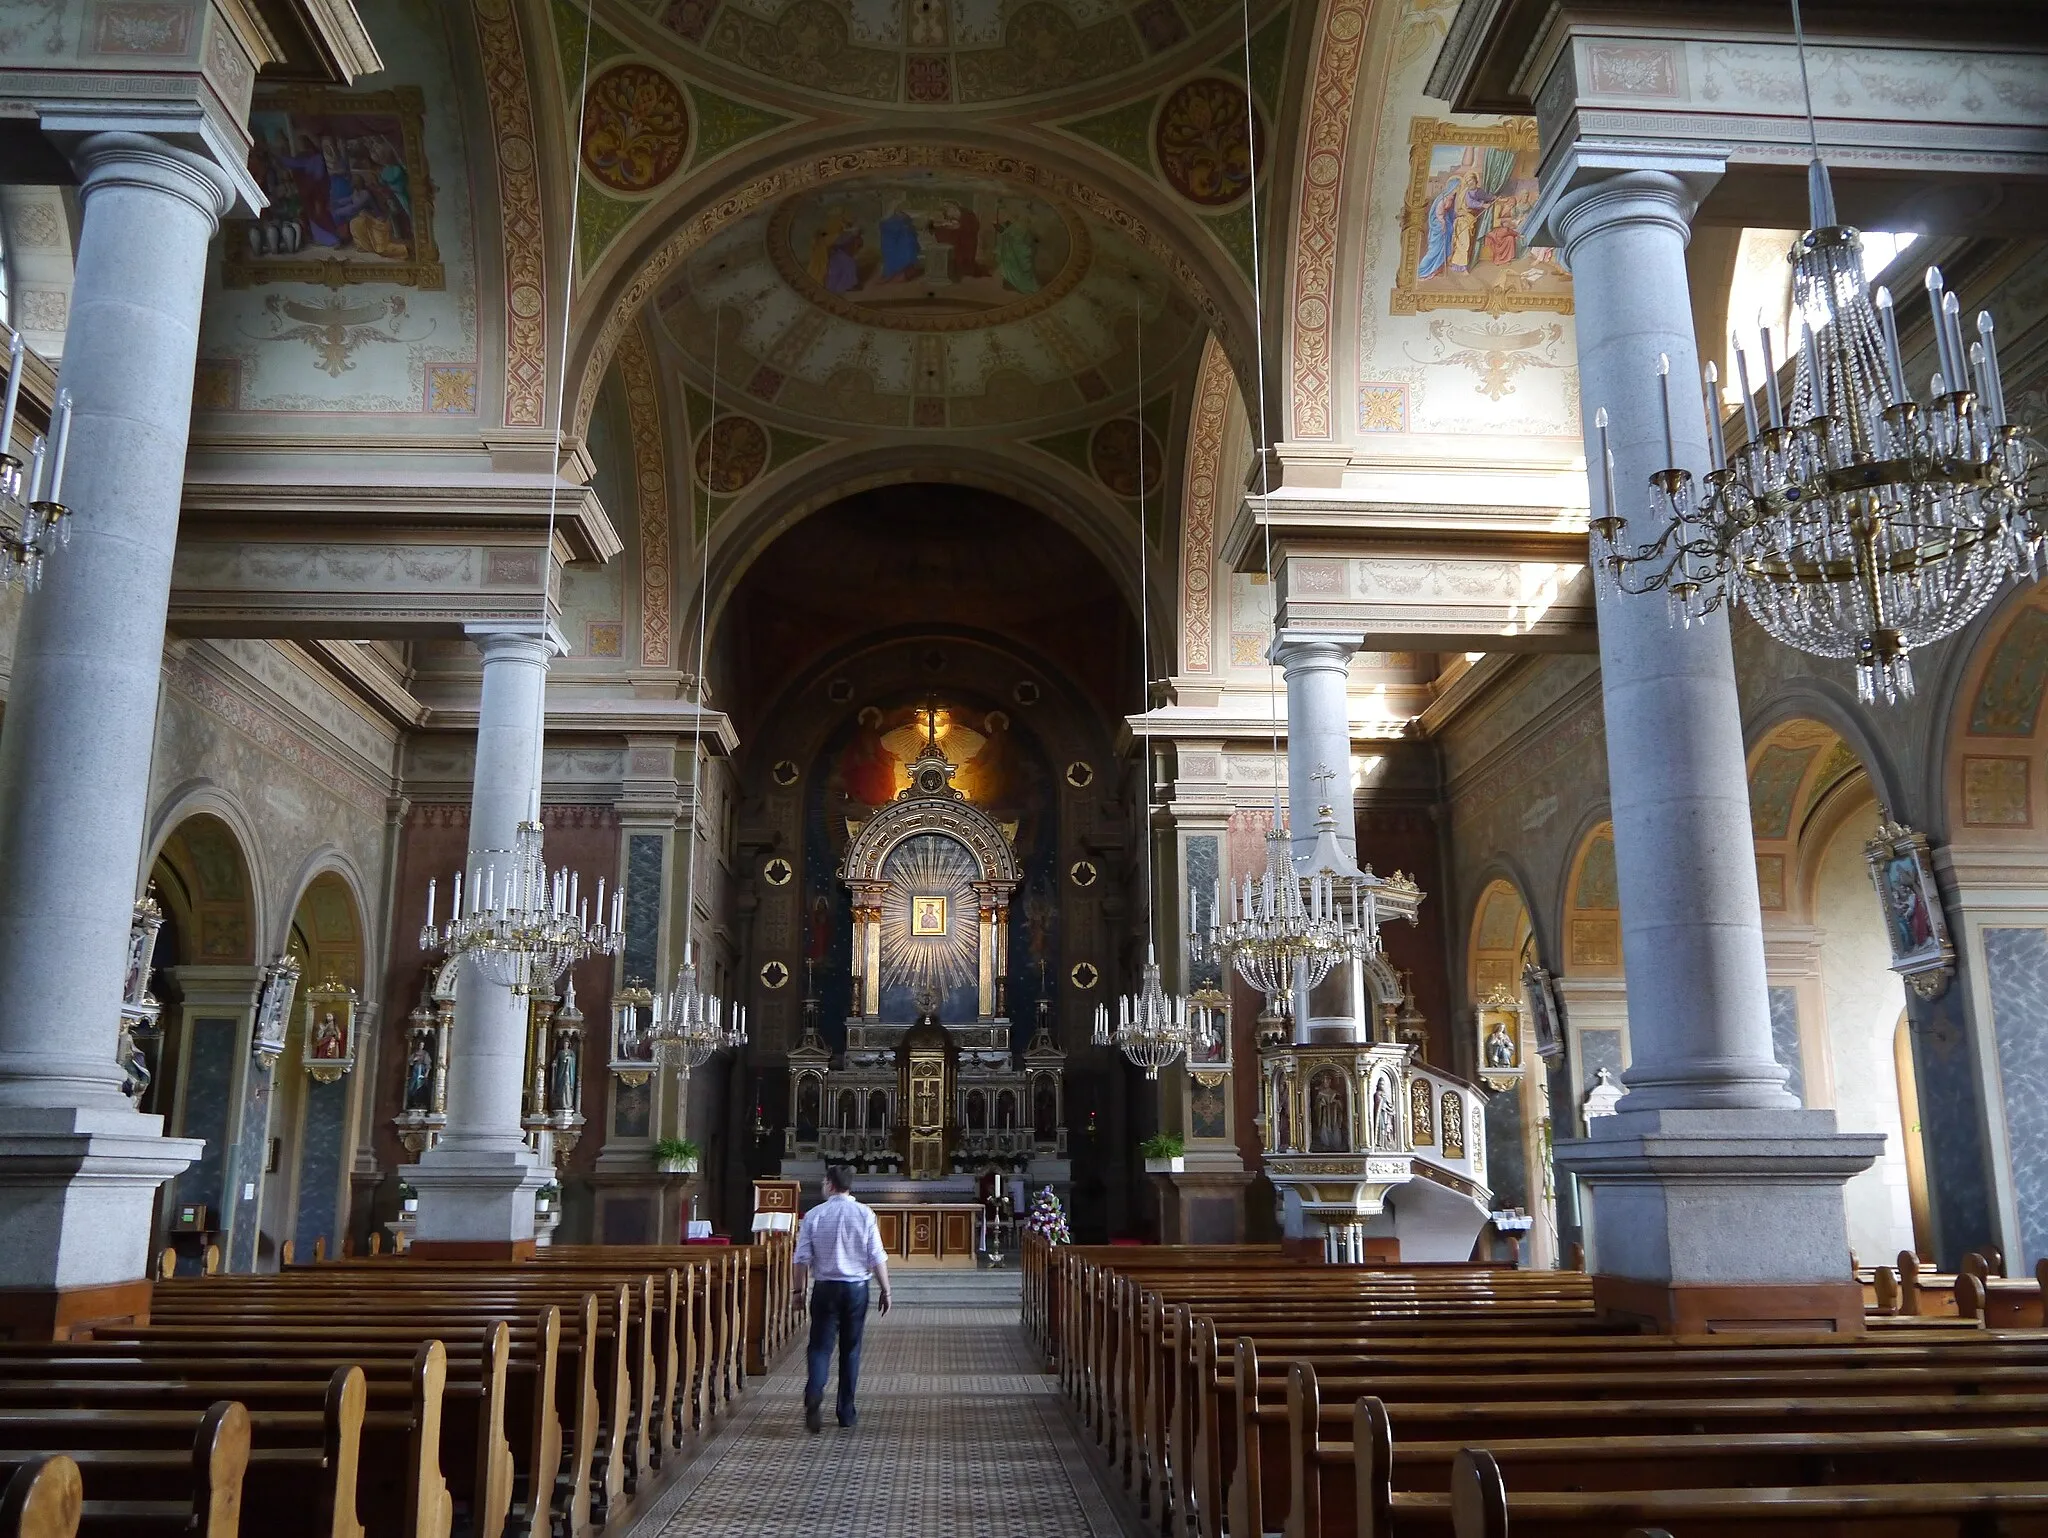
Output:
top-left (647, 941), bottom-right (747, 1077)
top-left (1094, 945), bottom-right (1220, 1080)
top-left (0, 337), bottom-right (75, 595)
top-left (1591, 11), bottom-right (2042, 705)
top-left (419, 820), bottom-right (625, 995)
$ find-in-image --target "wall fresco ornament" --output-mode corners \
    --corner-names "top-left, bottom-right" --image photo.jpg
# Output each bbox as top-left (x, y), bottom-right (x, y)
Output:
top-left (471, 0), bottom-right (548, 427)
top-left (1179, 335), bottom-right (1231, 671)
top-left (229, 86), bottom-right (441, 290)
top-left (1391, 117), bottom-right (1570, 317)
top-left (1089, 416), bottom-right (1164, 498)
top-left (616, 322), bottom-right (673, 669)
top-left (1155, 77), bottom-right (1262, 209)
top-left (581, 63), bottom-right (690, 194)
top-left (695, 414), bottom-right (770, 491)
top-left (1289, 0), bottom-right (1368, 438)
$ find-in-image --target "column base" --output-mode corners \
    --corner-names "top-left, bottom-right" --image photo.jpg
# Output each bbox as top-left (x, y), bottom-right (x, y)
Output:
top-left (1152, 1168), bottom-right (1255, 1245)
top-left (408, 1238), bottom-right (537, 1262)
top-left (407, 1143), bottom-right (547, 1248)
top-left (0, 1106), bottom-right (202, 1291)
top-left (0, 1277), bottom-right (156, 1340)
top-left (1592, 1274), bottom-right (1865, 1334)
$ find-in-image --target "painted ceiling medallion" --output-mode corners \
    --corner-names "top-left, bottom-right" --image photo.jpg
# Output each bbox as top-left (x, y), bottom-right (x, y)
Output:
top-left (768, 175), bottom-right (1089, 332)
top-left (1070, 859), bottom-right (1099, 887)
top-left (1155, 76), bottom-right (1262, 208)
top-left (695, 414), bottom-right (769, 491)
top-left (763, 855), bottom-right (795, 885)
top-left (1070, 961), bottom-right (1100, 989)
top-left (761, 959), bottom-right (792, 988)
top-left (772, 758), bottom-right (802, 785)
top-left (580, 63), bottom-right (690, 195)
top-left (1089, 416), bottom-right (1164, 497)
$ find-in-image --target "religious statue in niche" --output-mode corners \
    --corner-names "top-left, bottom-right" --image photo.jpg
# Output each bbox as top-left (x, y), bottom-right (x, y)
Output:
top-left (1477, 989), bottom-right (1523, 1090)
top-left (229, 87), bottom-right (443, 290)
top-left (1441, 1090), bottom-right (1466, 1161)
top-left (1309, 1067), bottom-right (1349, 1152)
top-left (1865, 820), bottom-right (1956, 998)
top-left (403, 1035), bottom-right (434, 1113)
top-left (550, 1033), bottom-right (579, 1116)
top-left (1484, 1019), bottom-right (1516, 1068)
top-left (796, 1076), bottom-right (822, 1140)
top-left (1373, 1073), bottom-right (1401, 1151)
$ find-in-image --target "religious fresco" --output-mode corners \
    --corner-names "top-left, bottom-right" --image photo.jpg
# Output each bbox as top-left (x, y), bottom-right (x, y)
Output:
top-left (1154, 77), bottom-right (1262, 208)
top-left (1748, 742), bottom-right (1821, 840)
top-left (580, 63), bottom-right (690, 194)
top-left (694, 414), bottom-right (770, 491)
top-left (1390, 118), bottom-right (1568, 317)
top-left (801, 697), bottom-right (1059, 1048)
top-left (656, 171), bottom-right (1199, 431)
top-left (228, 87), bottom-right (441, 290)
top-left (1968, 603), bottom-right (2048, 736)
top-left (1089, 417), bottom-right (1165, 498)
top-left (771, 176), bottom-right (1084, 328)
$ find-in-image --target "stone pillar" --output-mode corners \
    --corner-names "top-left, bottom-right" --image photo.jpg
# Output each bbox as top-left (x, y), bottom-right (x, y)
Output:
top-left (409, 625), bottom-right (563, 1256)
top-left (0, 132), bottom-right (241, 1333)
top-left (1539, 146), bottom-right (1880, 1330)
top-left (1272, 633), bottom-right (1368, 1043)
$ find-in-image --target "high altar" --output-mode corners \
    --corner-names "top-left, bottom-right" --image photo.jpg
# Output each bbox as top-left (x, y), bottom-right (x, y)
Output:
top-left (781, 716), bottom-right (1069, 1205)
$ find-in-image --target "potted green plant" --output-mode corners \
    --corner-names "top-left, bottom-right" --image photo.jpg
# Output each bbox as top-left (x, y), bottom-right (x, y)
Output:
top-left (1140, 1133), bottom-right (1185, 1174)
top-left (654, 1137), bottom-right (700, 1175)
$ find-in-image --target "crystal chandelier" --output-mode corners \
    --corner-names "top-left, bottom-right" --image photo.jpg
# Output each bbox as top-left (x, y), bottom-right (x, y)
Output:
top-left (1094, 946), bottom-right (1220, 1079)
top-left (647, 941), bottom-right (747, 1077)
top-left (0, 334), bottom-right (74, 594)
top-left (419, 821), bottom-right (624, 994)
top-left (1591, 10), bottom-right (2042, 706)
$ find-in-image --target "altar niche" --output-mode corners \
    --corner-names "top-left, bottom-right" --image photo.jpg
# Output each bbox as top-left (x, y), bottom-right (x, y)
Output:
top-left (784, 711), bottom-right (1068, 1193)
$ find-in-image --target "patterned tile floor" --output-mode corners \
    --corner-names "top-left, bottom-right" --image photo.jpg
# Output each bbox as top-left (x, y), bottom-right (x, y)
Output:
top-left (636, 1272), bottom-right (1131, 1538)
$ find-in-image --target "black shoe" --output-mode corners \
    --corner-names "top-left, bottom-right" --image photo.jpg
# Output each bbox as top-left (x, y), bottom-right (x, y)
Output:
top-left (805, 1403), bottom-right (822, 1434)
top-left (838, 1412), bottom-right (857, 1428)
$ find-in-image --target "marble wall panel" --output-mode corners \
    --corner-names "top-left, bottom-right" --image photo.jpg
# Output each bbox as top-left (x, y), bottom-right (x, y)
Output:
top-left (1768, 985), bottom-right (1806, 1105)
top-left (292, 1077), bottom-right (350, 1255)
top-left (1576, 1027), bottom-right (1623, 1128)
top-left (624, 833), bottom-right (665, 987)
top-left (1983, 927), bottom-right (2048, 1271)
top-left (227, 1062), bottom-right (275, 1273)
top-left (1485, 1085), bottom-right (1527, 1211)
top-left (1907, 980), bottom-right (1999, 1270)
top-left (177, 1018), bottom-right (237, 1229)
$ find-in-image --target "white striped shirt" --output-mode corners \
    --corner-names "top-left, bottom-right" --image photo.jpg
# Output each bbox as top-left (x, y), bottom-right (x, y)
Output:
top-left (794, 1193), bottom-right (889, 1283)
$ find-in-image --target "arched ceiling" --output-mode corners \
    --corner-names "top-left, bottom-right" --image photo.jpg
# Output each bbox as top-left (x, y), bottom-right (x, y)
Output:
top-left (654, 166), bottom-right (1204, 433)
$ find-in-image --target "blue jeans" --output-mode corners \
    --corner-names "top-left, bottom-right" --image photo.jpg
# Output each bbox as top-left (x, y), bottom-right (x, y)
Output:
top-left (804, 1279), bottom-right (869, 1423)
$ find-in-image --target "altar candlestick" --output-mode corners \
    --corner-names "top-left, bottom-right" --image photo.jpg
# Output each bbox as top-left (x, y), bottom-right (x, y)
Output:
top-left (426, 879), bottom-right (437, 931)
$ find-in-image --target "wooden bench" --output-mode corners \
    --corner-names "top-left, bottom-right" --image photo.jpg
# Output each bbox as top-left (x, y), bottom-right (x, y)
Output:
top-left (0, 1401), bottom-right (248, 1538)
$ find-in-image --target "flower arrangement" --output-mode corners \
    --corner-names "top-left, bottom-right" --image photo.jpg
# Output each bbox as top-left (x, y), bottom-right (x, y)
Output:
top-left (1138, 1134), bottom-right (1184, 1160)
top-left (1025, 1186), bottom-right (1071, 1245)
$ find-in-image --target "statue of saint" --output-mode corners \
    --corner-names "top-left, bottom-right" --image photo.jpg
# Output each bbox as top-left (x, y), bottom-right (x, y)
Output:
top-left (312, 1010), bottom-right (344, 1059)
top-left (550, 1036), bottom-right (578, 1115)
top-left (403, 1039), bottom-right (433, 1111)
top-left (1484, 1019), bottom-right (1516, 1068)
top-left (1310, 1070), bottom-right (1347, 1152)
top-left (1373, 1076), bottom-right (1399, 1150)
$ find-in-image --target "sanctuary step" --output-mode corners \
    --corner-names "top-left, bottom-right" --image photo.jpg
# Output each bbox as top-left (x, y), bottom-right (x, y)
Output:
top-left (886, 1269), bottom-right (1023, 1307)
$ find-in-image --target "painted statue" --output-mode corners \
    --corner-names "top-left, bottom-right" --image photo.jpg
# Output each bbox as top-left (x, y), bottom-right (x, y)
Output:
top-left (1372, 1076), bottom-right (1399, 1150)
top-left (312, 1010), bottom-right (345, 1059)
top-left (1309, 1069), bottom-right (1347, 1152)
top-left (549, 1035), bottom-right (578, 1115)
top-left (1484, 1020), bottom-right (1517, 1068)
top-left (403, 1039), bottom-right (433, 1111)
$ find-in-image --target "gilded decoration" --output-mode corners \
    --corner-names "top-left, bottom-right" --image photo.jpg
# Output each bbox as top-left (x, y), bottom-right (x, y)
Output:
top-left (1408, 1075), bottom-right (1434, 1145)
top-left (1865, 820), bottom-right (1957, 999)
top-left (1440, 1088), bottom-right (1464, 1159)
top-left (615, 322), bottom-right (673, 669)
top-left (1574, 831), bottom-right (1618, 909)
top-left (1748, 742), bottom-right (1820, 839)
top-left (1288, 0), bottom-right (1368, 438)
top-left (1969, 604), bottom-right (2048, 736)
top-left (695, 415), bottom-right (769, 491)
top-left (1155, 77), bottom-right (1262, 208)
top-left (228, 86), bottom-right (442, 291)
top-left (581, 62), bottom-right (691, 194)
top-left (1178, 335), bottom-right (1231, 671)
top-left (1088, 417), bottom-right (1164, 497)
top-left (1390, 117), bottom-right (1570, 317)
top-left (472, 0), bottom-right (548, 427)
top-left (573, 144), bottom-right (1234, 442)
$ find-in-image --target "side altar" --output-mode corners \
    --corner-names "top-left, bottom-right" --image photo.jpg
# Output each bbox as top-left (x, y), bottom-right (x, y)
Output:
top-left (780, 720), bottom-right (1070, 1208)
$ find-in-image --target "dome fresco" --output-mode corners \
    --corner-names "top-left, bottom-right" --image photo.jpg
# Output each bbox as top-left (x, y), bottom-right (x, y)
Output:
top-left (656, 170), bottom-right (1200, 431)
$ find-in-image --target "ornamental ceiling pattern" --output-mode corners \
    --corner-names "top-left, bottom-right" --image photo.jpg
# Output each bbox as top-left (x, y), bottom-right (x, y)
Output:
top-left (653, 168), bottom-right (1203, 432)
top-left (613, 0), bottom-right (1260, 107)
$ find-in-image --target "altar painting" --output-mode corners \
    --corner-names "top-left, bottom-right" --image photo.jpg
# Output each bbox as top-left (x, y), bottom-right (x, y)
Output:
top-left (1391, 118), bottom-right (1567, 316)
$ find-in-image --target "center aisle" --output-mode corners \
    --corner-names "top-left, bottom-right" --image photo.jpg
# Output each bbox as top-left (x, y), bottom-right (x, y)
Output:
top-left (634, 1269), bottom-right (1133, 1538)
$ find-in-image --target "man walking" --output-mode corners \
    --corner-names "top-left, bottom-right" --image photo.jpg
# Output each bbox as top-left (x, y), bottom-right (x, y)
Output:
top-left (792, 1164), bottom-right (892, 1432)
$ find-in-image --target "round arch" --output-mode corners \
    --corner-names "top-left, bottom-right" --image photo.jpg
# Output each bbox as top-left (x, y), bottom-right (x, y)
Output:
top-left (144, 792), bottom-right (266, 969)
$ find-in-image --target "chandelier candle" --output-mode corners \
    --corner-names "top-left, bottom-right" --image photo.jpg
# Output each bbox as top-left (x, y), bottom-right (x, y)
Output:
top-left (1732, 333), bottom-right (1760, 442)
top-left (1757, 319), bottom-right (1783, 431)
top-left (1874, 287), bottom-right (1907, 402)
top-left (1656, 353), bottom-right (1678, 468)
top-left (1702, 363), bottom-right (1727, 471)
top-left (0, 333), bottom-right (21, 454)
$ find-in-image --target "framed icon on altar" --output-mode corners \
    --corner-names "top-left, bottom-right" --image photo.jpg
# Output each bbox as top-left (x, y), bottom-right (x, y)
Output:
top-left (911, 895), bottom-right (948, 936)
top-left (1865, 819), bottom-right (1954, 998)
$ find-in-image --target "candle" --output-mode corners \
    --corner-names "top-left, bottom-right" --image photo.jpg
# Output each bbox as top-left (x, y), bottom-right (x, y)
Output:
top-left (452, 872), bottom-right (463, 921)
top-left (1942, 292), bottom-right (1966, 397)
top-left (1758, 320), bottom-right (1783, 430)
top-left (45, 390), bottom-right (71, 504)
top-left (1874, 287), bottom-right (1906, 403)
top-left (0, 334), bottom-right (23, 464)
top-left (25, 435), bottom-right (44, 506)
top-left (1593, 406), bottom-right (1619, 519)
top-left (426, 878), bottom-right (437, 930)
top-left (1924, 266), bottom-right (1951, 383)
top-left (1732, 332), bottom-right (1760, 442)
top-left (1976, 311), bottom-right (2006, 426)
top-left (1799, 320), bottom-right (1823, 420)
top-left (1701, 362), bottom-right (1726, 470)
top-left (1656, 353), bottom-right (1677, 468)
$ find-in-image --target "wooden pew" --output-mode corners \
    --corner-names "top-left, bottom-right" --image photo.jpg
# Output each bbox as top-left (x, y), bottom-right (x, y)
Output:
top-left (0, 1401), bottom-right (249, 1538)
top-left (0, 1455), bottom-right (81, 1538)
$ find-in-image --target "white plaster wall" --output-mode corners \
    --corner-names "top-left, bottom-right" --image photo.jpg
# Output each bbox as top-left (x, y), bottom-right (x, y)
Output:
top-left (1814, 814), bottom-right (1916, 1263)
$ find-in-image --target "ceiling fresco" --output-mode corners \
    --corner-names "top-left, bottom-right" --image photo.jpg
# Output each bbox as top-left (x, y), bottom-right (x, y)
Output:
top-left (614, 0), bottom-right (1266, 107)
top-left (654, 169), bottom-right (1204, 431)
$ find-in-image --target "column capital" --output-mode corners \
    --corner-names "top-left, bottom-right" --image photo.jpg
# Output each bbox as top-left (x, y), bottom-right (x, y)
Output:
top-left (464, 622), bottom-right (570, 664)
top-left (43, 115), bottom-right (255, 223)
top-left (1268, 631), bottom-right (1365, 674)
top-left (1531, 142), bottom-right (1728, 264)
